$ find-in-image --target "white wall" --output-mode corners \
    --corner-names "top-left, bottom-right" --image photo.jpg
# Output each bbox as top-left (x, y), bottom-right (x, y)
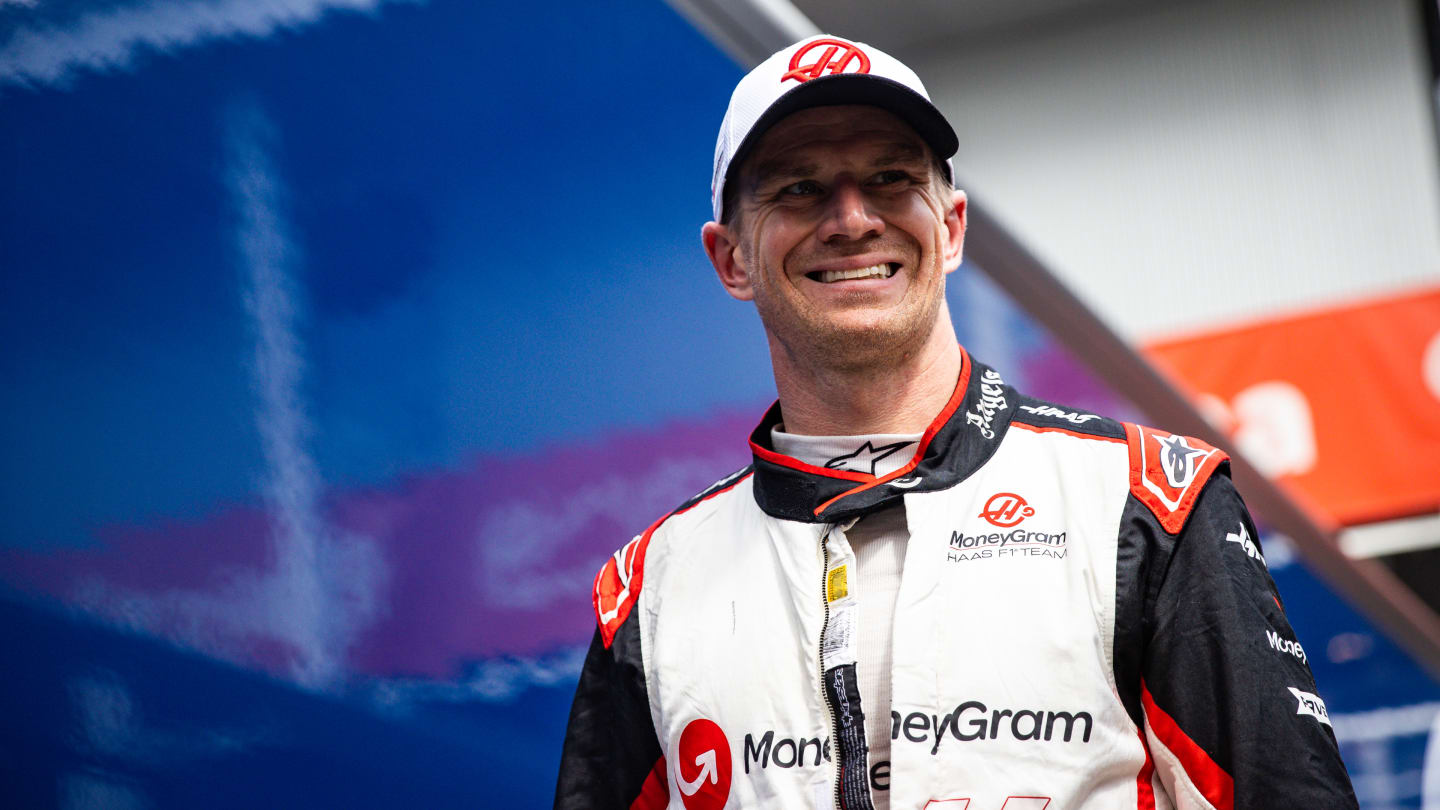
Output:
top-left (910, 0), bottom-right (1440, 340)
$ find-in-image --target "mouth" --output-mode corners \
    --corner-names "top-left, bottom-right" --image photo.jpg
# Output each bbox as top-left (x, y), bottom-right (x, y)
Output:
top-left (805, 262), bottom-right (900, 284)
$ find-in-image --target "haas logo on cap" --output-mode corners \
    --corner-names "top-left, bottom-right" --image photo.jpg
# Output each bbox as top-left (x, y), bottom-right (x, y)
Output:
top-left (782, 38), bottom-right (871, 83)
top-left (675, 718), bottom-right (732, 809)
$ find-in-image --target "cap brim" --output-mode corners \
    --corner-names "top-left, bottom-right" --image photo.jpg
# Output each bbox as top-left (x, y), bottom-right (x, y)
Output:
top-left (725, 73), bottom-right (959, 191)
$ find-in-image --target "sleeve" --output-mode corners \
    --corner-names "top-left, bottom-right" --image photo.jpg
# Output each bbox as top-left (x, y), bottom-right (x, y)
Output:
top-left (554, 534), bottom-right (668, 810)
top-left (1135, 472), bottom-right (1358, 809)
top-left (554, 623), bottom-right (666, 809)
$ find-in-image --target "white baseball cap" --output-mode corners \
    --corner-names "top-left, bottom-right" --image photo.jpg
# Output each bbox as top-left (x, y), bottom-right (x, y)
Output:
top-left (710, 34), bottom-right (958, 223)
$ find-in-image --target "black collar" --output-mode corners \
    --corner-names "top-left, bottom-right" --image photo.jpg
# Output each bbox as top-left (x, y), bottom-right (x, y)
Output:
top-left (747, 347), bottom-right (1017, 523)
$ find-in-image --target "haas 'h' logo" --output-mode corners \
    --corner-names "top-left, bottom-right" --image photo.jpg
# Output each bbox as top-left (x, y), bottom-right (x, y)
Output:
top-left (978, 492), bottom-right (1034, 528)
top-left (782, 38), bottom-right (871, 83)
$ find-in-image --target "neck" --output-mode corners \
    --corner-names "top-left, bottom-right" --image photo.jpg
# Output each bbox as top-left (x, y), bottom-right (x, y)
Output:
top-left (770, 313), bottom-right (962, 436)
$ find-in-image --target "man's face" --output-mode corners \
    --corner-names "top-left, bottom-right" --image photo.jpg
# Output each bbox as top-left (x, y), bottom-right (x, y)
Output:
top-left (704, 105), bottom-right (966, 372)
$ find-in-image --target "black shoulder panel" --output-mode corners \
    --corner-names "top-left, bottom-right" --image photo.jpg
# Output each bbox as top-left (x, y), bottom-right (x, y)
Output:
top-left (1010, 395), bottom-right (1126, 440)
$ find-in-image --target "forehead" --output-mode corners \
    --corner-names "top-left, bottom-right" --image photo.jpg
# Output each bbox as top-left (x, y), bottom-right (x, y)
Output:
top-left (743, 105), bottom-right (930, 179)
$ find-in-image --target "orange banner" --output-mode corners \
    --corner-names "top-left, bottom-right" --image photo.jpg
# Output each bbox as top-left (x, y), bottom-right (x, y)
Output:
top-left (1144, 286), bottom-right (1440, 527)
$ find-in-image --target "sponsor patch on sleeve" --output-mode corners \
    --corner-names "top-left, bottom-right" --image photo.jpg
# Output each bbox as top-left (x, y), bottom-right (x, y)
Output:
top-left (1124, 423), bottom-right (1229, 534)
top-left (1226, 522), bottom-right (1266, 566)
top-left (1288, 687), bottom-right (1331, 726)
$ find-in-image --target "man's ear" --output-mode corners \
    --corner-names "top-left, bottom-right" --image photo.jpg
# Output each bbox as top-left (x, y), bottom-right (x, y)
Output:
top-left (702, 221), bottom-right (755, 301)
top-left (943, 189), bottom-right (967, 274)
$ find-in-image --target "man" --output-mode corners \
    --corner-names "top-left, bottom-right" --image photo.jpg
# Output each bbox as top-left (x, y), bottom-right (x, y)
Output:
top-left (555, 34), bottom-right (1357, 810)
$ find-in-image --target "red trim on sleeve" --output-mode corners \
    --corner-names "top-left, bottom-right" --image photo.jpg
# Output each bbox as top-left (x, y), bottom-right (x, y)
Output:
top-left (1135, 729), bottom-right (1157, 810)
top-left (1141, 681), bottom-right (1234, 810)
top-left (1009, 421), bottom-right (1127, 444)
top-left (629, 754), bottom-right (669, 810)
top-left (594, 472), bottom-right (754, 648)
top-left (1124, 423), bottom-right (1229, 534)
top-left (812, 347), bottom-right (972, 516)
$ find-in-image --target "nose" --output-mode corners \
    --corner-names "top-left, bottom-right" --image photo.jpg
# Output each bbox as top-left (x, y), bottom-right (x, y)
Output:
top-left (820, 179), bottom-right (884, 243)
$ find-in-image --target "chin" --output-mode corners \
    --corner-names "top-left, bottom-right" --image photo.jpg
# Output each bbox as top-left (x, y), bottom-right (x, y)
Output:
top-left (758, 293), bottom-right (943, 369)
top-left (808, 316), bottom-right (930, 365)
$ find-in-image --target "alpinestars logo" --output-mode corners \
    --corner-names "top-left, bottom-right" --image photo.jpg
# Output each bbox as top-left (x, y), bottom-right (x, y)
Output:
top-left (1018, 404), bottom-right (1100, 424)
top-left (1226, 523), bottom-right (1265, 566)
top-left (1287, 688), bottom-right (1331, 726)
top-left (825, 440), bottom-right (912, 476)
top-left (966, 369), bottom-right (1007, 440)
top-left (1155, 433), bottom-right (1207, 489)
top-left (675, 718), bottom-right (732, 809)
top-left (1130, 425), bottom-right (1224, 532)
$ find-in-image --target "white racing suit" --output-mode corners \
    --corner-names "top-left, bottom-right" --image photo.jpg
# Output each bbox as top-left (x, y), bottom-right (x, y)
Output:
top-left (555, 348), bottom-right (1357, 810)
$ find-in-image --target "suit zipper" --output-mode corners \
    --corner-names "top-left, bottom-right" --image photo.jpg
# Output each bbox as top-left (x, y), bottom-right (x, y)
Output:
top-left (818, 526), bottom-right (844, 810)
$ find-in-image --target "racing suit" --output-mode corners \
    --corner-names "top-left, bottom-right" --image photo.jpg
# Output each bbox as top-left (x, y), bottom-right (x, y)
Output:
top-left (555, 348), bottom-right (1357, 809)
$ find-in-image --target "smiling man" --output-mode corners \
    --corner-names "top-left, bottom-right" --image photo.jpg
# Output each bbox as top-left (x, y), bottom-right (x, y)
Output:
top-left (555, 35), bottom-right (1357, 810)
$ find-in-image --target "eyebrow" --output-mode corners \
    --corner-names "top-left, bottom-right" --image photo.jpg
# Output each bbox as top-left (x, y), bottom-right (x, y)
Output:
top-left (747, 139), bottom-right (930, 192)
top-left (748, 156), bottom-right (820, 189)
top-left (871, 141), bottom-right (927, 166)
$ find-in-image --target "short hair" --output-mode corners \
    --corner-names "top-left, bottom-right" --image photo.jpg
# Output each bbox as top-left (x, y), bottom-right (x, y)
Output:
top-left (721, 177), bottom-right (742, 228)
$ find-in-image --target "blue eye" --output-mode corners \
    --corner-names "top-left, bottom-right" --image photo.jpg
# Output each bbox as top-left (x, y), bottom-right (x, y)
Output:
top-left (871, 170), bottom-right (908, 185)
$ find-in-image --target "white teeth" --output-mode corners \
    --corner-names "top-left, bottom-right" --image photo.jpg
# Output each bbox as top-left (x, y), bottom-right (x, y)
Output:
top-left (817, 264), bottom-right (894, 283)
